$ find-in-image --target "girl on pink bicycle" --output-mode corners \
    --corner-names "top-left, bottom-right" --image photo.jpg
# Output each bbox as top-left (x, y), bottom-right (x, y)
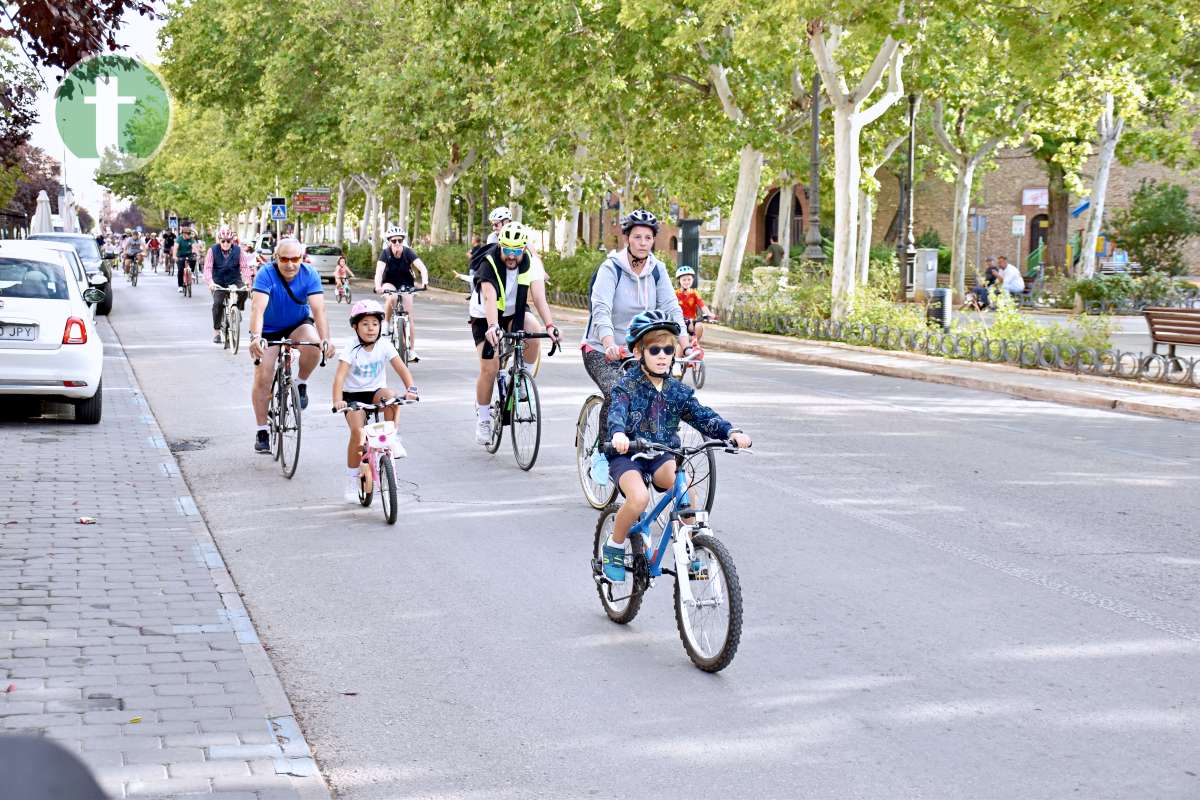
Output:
top-left (331, 300), bottom-right (418, 503)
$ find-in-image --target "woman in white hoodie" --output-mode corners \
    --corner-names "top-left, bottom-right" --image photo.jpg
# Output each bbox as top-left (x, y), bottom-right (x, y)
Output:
top-left (580, 209), bottom-right (689, 438)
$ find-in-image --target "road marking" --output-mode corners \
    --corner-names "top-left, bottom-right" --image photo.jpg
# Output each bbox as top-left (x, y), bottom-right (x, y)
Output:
top-left (159, 462), bottom-right (179, 477)
top-left (176, 496), bottom-right (199, 516)
top-left (148, 435), bottom-right (166, 449)
top-left (221, 607), bottom-right (259, 644)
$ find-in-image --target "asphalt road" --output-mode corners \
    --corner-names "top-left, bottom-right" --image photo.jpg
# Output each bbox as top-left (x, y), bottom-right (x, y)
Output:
top-left (107, 268), bottom-right (1200, 799)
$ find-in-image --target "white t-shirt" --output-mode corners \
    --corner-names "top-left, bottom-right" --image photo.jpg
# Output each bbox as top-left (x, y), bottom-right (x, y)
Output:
top-left (339, 338), bottom-right (399, 392)
top-left (1001, 264), bottom-right (1025, 292)
top-left (469, 262), bottom-right (520, 319)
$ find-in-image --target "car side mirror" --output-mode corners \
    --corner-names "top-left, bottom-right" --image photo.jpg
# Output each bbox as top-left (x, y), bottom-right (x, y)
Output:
top-left (83, 287), bottom-right (105, 305)
top-left (88, 273), bottom-right (107, 286)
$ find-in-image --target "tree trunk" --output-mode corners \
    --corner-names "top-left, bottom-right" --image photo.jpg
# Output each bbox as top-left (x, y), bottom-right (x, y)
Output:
top-left (432, 179), bottom-right (453, 244)
top-left (398, 185), bottom-right (411, 233)
top-left (1046, 161), bottom-right (1069, 273)
top-left (334, 180), bottom-right (346, 248)
top-left (829, 110), bottom-right (862, 320)
top-left (509, 176), bottom-right (524, 222)
top-left (712, 144), bottom-right (764, 310)
top-left (465, 193), bottom-right (474, 244)
top-left (777, 177), bottom-right (795, 271)
top-left (950, 159), bottom-right (976, 298)
top-left (1080, 103), bottom-right (1123, 277)
top-left (857, 189), bottom-right (873, 286)
top-left (411, 200), bottom-right (421, 244)
top-left (563, 141), bottom-right (587, 257)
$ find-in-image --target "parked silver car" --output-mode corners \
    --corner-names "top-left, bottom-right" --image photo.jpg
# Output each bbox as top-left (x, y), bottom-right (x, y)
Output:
top-left (303, 244), bottom-right (343, 283)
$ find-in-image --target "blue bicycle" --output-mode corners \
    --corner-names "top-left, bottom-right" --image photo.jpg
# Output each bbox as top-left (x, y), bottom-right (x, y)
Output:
top-left (591, 438), bottom-right (746, 672)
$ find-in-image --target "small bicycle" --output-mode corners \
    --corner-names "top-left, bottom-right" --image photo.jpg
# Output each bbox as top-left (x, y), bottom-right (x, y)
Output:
top-left (591, 438), bottom-right (748, 672)
top-left (335, 280), bottom-right (353, 304)
top-left (180, 256), bottom-right (197, 298)
top-left (334, 397), bottom-right (416, 525)
top-left (212, 284), bottom-right (250, 354)
top-left (486, 329), bottom-right (558, 470)
top-left (674, 315), bottom-right (714, 388)
top-left (255, 339), bottom-right (326, 479)
top-left (382, 286), bottom-right (426, 365)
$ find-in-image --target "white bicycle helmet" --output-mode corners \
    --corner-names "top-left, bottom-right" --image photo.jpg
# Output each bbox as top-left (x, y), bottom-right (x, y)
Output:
top-left (488, 206), bottom-right (512, 225)
top-left (384, 225), bottom-right (406, 241)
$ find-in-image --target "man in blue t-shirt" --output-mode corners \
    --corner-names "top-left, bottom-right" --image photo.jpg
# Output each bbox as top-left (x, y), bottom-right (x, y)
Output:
top-left (247, 237), bottom-right (335, 453)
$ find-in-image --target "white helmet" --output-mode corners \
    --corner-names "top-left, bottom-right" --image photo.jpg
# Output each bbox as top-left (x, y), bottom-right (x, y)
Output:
top-left (488, 206), bottom-right (512, 225)
top-left (384, 225), bottom-right (406, 241)
top-left (217, 226), bottom-right (234, 240)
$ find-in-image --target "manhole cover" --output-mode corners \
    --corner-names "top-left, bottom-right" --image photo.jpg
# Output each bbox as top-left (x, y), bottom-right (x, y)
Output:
top-left (168, 438), bottom-right (209, 452)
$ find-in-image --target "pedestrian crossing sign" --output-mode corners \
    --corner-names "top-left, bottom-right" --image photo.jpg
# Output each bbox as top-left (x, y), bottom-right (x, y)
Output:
top-left (270, 202), bottom-right (287, 221)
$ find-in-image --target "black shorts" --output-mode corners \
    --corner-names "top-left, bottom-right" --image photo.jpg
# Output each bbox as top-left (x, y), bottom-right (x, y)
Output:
top-left (342, 390), bottom-right (380, 406)
top-left (609, 453), bottom-right (674, 489)
top-left (263, 317), bottom-right (315, 343)
top-left (470, 316), bottom-right (516, 359)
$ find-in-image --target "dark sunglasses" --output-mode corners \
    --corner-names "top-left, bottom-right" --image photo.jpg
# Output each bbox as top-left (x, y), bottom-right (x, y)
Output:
top-left (388, 238), bottom-right (404, 244)
top-left (277, 255), bottom-right (302, 265)
top-left (219, 238), bottom-right (233, 243)
top-left (645, 345), bottom-right (675, 357)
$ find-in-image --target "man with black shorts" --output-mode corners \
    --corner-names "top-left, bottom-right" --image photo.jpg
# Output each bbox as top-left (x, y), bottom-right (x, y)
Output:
top-left (373, 225), bottom-right (429, 361)
top-left (247, 237), bottom-right (335, 453)
top-left (467, 222), bottom-right (559, 445)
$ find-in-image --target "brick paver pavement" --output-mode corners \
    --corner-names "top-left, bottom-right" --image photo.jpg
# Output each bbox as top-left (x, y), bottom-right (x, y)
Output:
top-left (0, 320), bottom-right (330, 800)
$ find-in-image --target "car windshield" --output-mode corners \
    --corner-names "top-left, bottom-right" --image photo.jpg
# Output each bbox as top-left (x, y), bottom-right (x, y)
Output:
top-left (306, 245), bottom-right (341, 256)
top-left (30, 234), bottom-right (101, 261)
top-left (0, 258), bottom-right (70, 300)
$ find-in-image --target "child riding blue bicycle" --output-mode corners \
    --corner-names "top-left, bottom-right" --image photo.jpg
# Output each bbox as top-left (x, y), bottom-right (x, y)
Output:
top-left (602, 310), bottom-right (752, 582)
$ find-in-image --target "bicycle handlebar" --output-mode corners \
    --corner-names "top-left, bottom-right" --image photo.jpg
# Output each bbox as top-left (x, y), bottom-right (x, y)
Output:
top-left (602, 437), bottom-right (750, 459)
top-left (380, 286), bottom-right (427, 295)
top-left (332, 396), bottom-right (419, 414)
top-left (253, 339), bottom-right (327, 367)
top-left (501, 329), bottom-right (562, 356)
top-left (212, 284), bottom-right (250, 293)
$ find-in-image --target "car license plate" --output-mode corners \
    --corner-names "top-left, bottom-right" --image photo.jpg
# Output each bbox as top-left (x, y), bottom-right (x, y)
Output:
top-left (0, 322), bottom-right (37, 341)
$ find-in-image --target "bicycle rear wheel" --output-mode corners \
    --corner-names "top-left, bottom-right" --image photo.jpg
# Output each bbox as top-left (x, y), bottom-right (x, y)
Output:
top-left (677, 425), bottom-right (717, 513)
top-left (592, 508), bottom-right (646, 624)
top-left (692, 360), bottom-right (706, 389)
top-left (378, 452), bottom-right (398, 524)
top-left (229, 306), bottom-right (242, 354)
top-left (358, 467), bottom-right (373, 506)
top-left (674, 532), bottom-right (742, 672)
top-left (510, 370), bottom-right (541, 470)
top-left (577, 394), bottom-right (617, 509)
top-left (278, 382), bottom-right (302, 479)
top-left (267, 375), bottom-right (282, 461)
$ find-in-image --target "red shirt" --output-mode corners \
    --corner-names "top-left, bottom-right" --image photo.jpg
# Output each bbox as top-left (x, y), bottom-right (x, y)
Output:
top-left (676, 289), bottom-right (705, 320)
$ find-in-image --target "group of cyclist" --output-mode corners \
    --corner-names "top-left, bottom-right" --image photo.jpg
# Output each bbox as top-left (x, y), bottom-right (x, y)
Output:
top-left (234, 204), bottom-right (748, 517)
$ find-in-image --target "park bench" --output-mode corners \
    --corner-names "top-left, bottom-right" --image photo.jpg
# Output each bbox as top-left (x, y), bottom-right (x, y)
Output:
top-left (1143, 306), bottom-right (1200, 360)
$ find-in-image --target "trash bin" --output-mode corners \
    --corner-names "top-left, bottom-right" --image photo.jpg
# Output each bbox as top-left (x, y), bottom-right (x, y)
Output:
top-left (927, 287), bottom-right (951, 332)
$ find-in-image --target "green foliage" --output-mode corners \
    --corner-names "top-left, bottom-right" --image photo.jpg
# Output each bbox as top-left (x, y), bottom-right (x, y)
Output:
top-left (413, 244), bottom-right (607, 295)
top-left (960, 292), bottom-right (1113, 352)
top-left (1063, 271), bottom-right (1194, 306)
top-left (915, 227), bottom-right (943, 248)
top-left (1110, 180), bottom-right (1200, 275)
top-left (344, 243), bottom-right (375, 274)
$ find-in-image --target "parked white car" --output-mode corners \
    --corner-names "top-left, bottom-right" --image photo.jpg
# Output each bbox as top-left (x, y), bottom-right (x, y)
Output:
top-left (303, 243), bottom-right (343, 282)
top-left (18, 240), bottom-right (92, 307)
top-left (0, 240), bottom-right (107, 423)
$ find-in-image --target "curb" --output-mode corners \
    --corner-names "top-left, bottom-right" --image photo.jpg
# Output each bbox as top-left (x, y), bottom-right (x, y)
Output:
top-left (105, 318), bottom-right (334, 800)
top-left (409, 283), bottom-right (1200, 424)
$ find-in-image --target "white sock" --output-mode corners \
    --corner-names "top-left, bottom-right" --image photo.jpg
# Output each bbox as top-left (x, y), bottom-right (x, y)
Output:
top-left (477, 404), bottom-right (491, 421)
top-left (297, 379), bottom-right (307, 388)
top-left (606, 534), bottom-right (622, 549)
top-left (345, 467), bottom-right (359, 477)
top-left (256, 425), bottom-right (268, 433)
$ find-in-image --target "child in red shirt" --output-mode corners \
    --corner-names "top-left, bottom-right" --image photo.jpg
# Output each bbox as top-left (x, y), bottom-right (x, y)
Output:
top-left (674, 265), bottom-right (708, 345)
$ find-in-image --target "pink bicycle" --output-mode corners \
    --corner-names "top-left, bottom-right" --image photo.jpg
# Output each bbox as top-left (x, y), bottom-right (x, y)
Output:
top-left (335, 397), bottom-right (416, 525)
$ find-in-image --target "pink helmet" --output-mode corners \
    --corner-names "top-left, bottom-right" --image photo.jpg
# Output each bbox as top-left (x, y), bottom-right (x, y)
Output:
top-left (217, 226), bottom-right (234, 240)
top-left (349, 299), bottom-right (385, 325)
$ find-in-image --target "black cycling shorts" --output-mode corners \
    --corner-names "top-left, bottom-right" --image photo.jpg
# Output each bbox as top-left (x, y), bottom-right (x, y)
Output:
top-left (470, 316), bottom-right (516, 360)
top-left (263, 317), bottom-right (315, 344)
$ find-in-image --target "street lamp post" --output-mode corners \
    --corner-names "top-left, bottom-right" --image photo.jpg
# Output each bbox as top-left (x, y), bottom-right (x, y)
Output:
top-left (897, 92), bottom-right (918, 299)
top-left (804, 71), bottom-right (825, 261)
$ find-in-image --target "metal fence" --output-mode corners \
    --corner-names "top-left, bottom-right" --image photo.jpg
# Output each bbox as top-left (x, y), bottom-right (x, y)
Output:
top-left (427, 275), bottom-right (1199, 389)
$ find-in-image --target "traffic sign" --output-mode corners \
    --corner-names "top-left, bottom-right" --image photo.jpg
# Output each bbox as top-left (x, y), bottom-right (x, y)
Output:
top-left (293, 187), bottom-right (331, 214)
top-left (168, 216), bottom-right (178, 231)
top-left (1011, 214), bottom-right (1027, 236)
top-left (271, 196), bottom-right (287, 221)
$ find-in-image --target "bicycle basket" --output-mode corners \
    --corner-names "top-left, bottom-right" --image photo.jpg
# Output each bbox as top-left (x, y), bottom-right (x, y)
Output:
top-left (364, 420), bottom-right (397, 447)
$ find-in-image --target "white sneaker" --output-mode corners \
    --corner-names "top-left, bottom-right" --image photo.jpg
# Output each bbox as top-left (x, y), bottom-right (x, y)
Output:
top-left (343, 475), bottom-right (360, 504)
top-left (475, 418), bottom-right (492, 446)
top-left (177, 287), bottom-right (183, 294)
top-left (408, 349), bottom-right (420, 362)
top-left (392, 438), bottom-right (407, 459)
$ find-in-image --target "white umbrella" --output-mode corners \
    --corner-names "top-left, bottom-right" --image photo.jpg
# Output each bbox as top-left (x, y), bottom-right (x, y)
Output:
top-left (31, 190), bottom-right (53, 234)
top-left (61, 190), bottom-right (78, 233)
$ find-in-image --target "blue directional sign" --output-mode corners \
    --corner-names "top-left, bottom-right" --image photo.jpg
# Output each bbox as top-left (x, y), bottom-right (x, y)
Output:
top-left (270, 196), bottom-right (287, 221)
top-left (168, 216), bottom-right (178, 231)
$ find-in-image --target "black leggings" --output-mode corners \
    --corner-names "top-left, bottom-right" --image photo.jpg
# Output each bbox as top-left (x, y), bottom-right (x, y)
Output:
top-left (583, 348), bottom-right (625, 442)
top-left (212, 286), bottom-right (247, 329)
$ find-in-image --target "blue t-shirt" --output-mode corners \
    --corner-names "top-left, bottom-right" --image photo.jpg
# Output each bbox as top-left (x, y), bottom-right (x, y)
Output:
top-left (253, 263), bottom-right (323, 333)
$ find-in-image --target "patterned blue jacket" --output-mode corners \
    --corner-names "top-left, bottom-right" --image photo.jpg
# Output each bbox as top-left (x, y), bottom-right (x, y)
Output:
top-left (608, 368), bottom-right (733, 447)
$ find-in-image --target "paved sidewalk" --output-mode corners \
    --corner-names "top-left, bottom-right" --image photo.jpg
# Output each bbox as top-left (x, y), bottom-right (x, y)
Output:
top-left (408, 282), bottom-right (1200, 424)
top-left (0, 320), bottom-right (330, 799)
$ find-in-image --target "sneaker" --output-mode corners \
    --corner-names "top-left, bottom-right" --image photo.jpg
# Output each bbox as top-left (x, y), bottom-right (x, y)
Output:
top-left (475, 418), bottom-right (492, 446)
top-left (602, 542), bottom-right (626, 582)
top-left (343, 476), bottom-right (360, 503)
top-left (212, 334), bottom-right (221, 344)
top-left (254, 430), bottom-right (271, 453)
top-left (297, 383), bottom-right (308, 410)
top-left (408, 349), bottom-right (420, 363)
top-left (392, 438), bottom-right (407, 459)
top-left (589, 450), bottom-right (611, 486)
top-left (177, 287), bottom-right (183, 294)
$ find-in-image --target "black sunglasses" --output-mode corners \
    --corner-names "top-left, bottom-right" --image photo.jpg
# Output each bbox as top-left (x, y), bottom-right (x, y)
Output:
top-left (388, 238), bottom-right (404, 244)
top-left (645, 345), bottom-right (675, 356)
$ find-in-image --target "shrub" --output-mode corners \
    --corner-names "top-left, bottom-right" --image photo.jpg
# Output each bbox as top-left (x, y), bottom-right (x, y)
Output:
top-left (345, 242), bottom-right (374, 274)
top-left (1111, 179), bottom-right (1200, 275)
top-left (959, 291), bottom-right (1113, 351)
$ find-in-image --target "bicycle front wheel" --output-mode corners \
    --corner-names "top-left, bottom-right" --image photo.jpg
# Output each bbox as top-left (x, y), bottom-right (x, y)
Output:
top-left (378, 453), bottom-right (398, 524)
top-left (576, 394), bottom-right (617, 509)
top-left (229, 306), bottom-right (242, 354)
top-left (278, 382), bottom-right (302, 479)
top-left (593, 508), bottom-right (646, 624)
top-left (674, 532), bottom-right (742, 672)
top-left (692, 360), bottom-right (706, 389)
top-left (510, 370), bottom-right (541, 470)
top-left (130, 265), bottom-right (138, 287)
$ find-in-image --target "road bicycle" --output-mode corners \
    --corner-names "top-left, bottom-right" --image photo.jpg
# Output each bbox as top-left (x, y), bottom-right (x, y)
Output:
top-left (125, 254), bottom-right (140, 287)
top-left (255, 339), bottom-right (326, 479)
top-left (212, 284), bottom-right (250, 354)
top-left (485, 329), bottom-right (558, 470)
top-left (335, 397), bottom-right (416, 525)
top-left (575, 358), bottom-right (717, 511)
top-left (381, 286), bottom-right (426, 365)
top-left (591, 438), bottom-right (748, 672)
top-left (149, 247), bottom-right (160, 272)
